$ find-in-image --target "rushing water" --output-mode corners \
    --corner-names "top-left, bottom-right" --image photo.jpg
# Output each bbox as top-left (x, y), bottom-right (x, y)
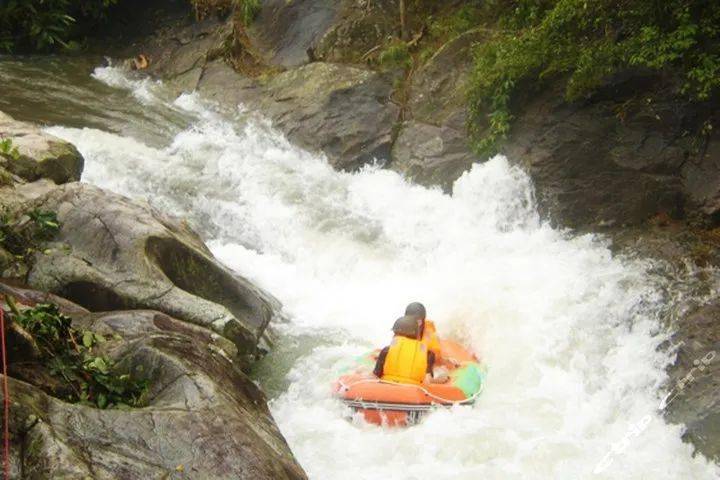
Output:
top-left (2, 57), bottom-right (719, 479)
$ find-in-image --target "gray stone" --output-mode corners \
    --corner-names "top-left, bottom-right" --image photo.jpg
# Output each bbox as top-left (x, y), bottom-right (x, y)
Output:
top-left (408, 30), bottom-right (486, 130)
top-left (3, 304), bottom-right (306, 479)
top-left (390, 31), bottom-right (484, 189)
top-left (248, 0), bottom-right (341, 68)
top-left (0, 111), bottom-right (84, 184)
top-left (20, 182), bottom-right (278, 355)
top-left (199, 61), bottom-right (398, 170)
top-left (682, 131), bottom-right (720, 215)
top-left (391, 120), bottom-right (477, 190)
top-left (666, 301), bottom-right (720, 462)
top-left (501, 81), bottom-right (685, 228)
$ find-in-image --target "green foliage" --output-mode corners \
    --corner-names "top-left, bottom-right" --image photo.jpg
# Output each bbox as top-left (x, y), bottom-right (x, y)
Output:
top-left (427, 2), bottom-right (484, 40)
top-left (0, 208), bottom-right (61, 270)
top-left (236, 0), bottom-right (260, 26)
top-left (0, 138), bottom-right (20, 161)
top-left (378, 40), bottom-right (413, 70)
top-left (28, 210), bottom-right (61, 239)
top-left (13, 302), bottom-right (149, 409)
top-left (0, 0), bottom-right (118, 52)
top-left (468, 0), bottom-right (720, 154)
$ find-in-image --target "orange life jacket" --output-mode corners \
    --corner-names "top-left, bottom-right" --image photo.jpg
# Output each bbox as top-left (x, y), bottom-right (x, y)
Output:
top-left (382, 335), bottom-right (428, 385)
top-left (421, 319), bottom-right (441, 359)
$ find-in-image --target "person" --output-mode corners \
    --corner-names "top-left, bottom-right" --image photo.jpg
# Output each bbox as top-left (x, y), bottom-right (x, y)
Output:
top-left (373, 305), bottom-right (449, 384)
top-left (373, 315), bottom-right (435, 384)
top-left (404, 302), bottom-right (441, 361)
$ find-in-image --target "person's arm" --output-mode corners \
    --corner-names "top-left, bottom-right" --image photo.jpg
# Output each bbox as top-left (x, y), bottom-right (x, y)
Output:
top-left (426, 351), bottom-right (435, 377)
top-left (426, 350), bottom-right (450, 384)
top-left (373, 347), bottom-right (389, 378)
top-left (423, 351), bottom-right (435, 384)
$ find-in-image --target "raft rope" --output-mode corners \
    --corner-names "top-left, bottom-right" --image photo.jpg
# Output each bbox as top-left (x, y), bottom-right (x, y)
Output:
top-left (338, 376), bottom-right (485, 407)
top-left (0, 308), bottom-right (8, 480)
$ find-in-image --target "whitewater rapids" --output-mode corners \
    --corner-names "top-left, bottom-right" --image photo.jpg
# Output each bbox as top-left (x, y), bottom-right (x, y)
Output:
top-left (36, 65), bottom-right (720, 480)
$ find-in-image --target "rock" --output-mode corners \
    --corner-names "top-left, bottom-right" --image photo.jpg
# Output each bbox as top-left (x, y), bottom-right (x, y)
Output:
top-left (3, 305), bottom-right (306, 479)
top-left (199, 61), bottom-right (399, 170)
top-left (391, 121), bottom-right (476, 190)
top-left (408, 30), bottom-right (485, 129)
top-left (314, 0), bottom-right (398, 64)
top-left (0, 282), bottom-right (90, 316)
top-left (248, 0), bottom-right (342, 68)
top-left (18, 181), bottom-right (277, 355)
top-left (390, 31), bottom-right (483, 189)
top-left (0, 111), bottom-right (84, 184)
top-left (0, 247), bottom-right (12, 275)
top-left (665, 301), bottom-right (720, 462)
top-left (682, 129), bottom-right (720, 216)
top-left (501, 79), bottom-right (688, 228)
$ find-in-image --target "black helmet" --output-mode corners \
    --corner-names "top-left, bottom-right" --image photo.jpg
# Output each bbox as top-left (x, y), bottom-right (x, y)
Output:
top-left (392, 315), bottom-right (421, 338)
top-left (404, 302), bottom-right (426, 320)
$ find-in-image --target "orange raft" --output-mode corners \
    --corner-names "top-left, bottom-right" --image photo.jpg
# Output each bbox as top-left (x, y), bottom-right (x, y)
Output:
top-left (332, 339), bottom-right (485, 426)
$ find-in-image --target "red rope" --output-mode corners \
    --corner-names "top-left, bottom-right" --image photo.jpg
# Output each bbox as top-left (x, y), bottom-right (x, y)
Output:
top-left (0, 308), bottom-right (9, 480)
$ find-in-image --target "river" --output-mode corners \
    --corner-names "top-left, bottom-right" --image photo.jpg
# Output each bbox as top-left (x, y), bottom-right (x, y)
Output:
top-left (1, 56), bottom-right (718, 479)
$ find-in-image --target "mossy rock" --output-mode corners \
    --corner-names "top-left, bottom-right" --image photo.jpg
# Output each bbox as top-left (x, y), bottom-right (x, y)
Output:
top-left (0, 111), bottom-right (84, 184)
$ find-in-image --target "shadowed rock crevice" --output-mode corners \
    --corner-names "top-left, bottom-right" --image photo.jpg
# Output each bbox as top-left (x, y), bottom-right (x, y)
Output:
top-left (58, 280), bottom-right (128, 312)
top-left (145, 236), bottom-right (272, 333)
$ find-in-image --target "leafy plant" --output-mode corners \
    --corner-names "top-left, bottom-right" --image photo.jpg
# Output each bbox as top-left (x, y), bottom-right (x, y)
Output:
top-left (468, 0), bottom-right (720, 154)
top-left (12, 302), bottom-right (149, 409)
top-left (28, 210), bottom-right (61, 240)
top-left (0, 0), bottom-right (118, 52)
top-left (0, 138), bottom-right (20, 161)
top-left (0, 208), bottom-right (61, 275)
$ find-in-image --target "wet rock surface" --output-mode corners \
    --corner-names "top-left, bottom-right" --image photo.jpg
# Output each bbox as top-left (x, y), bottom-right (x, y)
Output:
top-left (1, 290), bottom-right (306, 479)
top-left (0, 111), bottom-right (84, 184)
top-left (198, 61), bottom-right (399, 170)
top-left (248, 0), bottom-right (341, 68)
top-left (501, 78), bottom-right (718, 229)
top-left (16, 181), bottom-right (278, 355)
top-left (665, 301), bottom-right (720, 462)
top-left (391, 30), bottom-right (485, 190)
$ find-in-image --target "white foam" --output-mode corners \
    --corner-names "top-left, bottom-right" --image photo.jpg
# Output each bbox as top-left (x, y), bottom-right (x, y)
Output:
top-left (45, 68), bottom-right (720, 480)
top-left (92, 64), bottom-right (163, 104)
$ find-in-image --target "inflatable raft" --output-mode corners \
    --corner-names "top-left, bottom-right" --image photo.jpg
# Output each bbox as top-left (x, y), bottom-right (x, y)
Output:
top-left (332, 339), bottom-right (485, 426)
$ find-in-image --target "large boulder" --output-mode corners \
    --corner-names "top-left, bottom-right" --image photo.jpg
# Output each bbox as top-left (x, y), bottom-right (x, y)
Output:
top-left (665, 301), bottom-right (720, 462)
top-left (16, 181), bottom-right (277, 355)
top-left (199, 61), bottom-right (399, 170)
top-left (2, 291), bottom-right (306, 479)
top-left (312, 0), bottom-right (397, 64)
top-left (390, 31), bottom-right (483, 189)
top-left (500, 77), bottom-right (700, 228)
top-left (0, 111), bottom-right (83, 184)
top-left (391, 120), bottom-right (476, 190)
top-left (248, 0), bottom-right (342, 68)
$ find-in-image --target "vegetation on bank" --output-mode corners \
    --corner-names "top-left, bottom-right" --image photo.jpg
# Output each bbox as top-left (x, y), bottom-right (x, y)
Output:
top-left (465, 0), bottom-right (720, 154)
top-left (0, 207), bottom-right (61, 274)
top-left (0, 0), bottom-right (259, 52)
top-left (368, 0), bottom-right (719, 154)
top-left (7, 299), bottom-right (149, 409)
top-left (0, 0), bottom-right (118, 52)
